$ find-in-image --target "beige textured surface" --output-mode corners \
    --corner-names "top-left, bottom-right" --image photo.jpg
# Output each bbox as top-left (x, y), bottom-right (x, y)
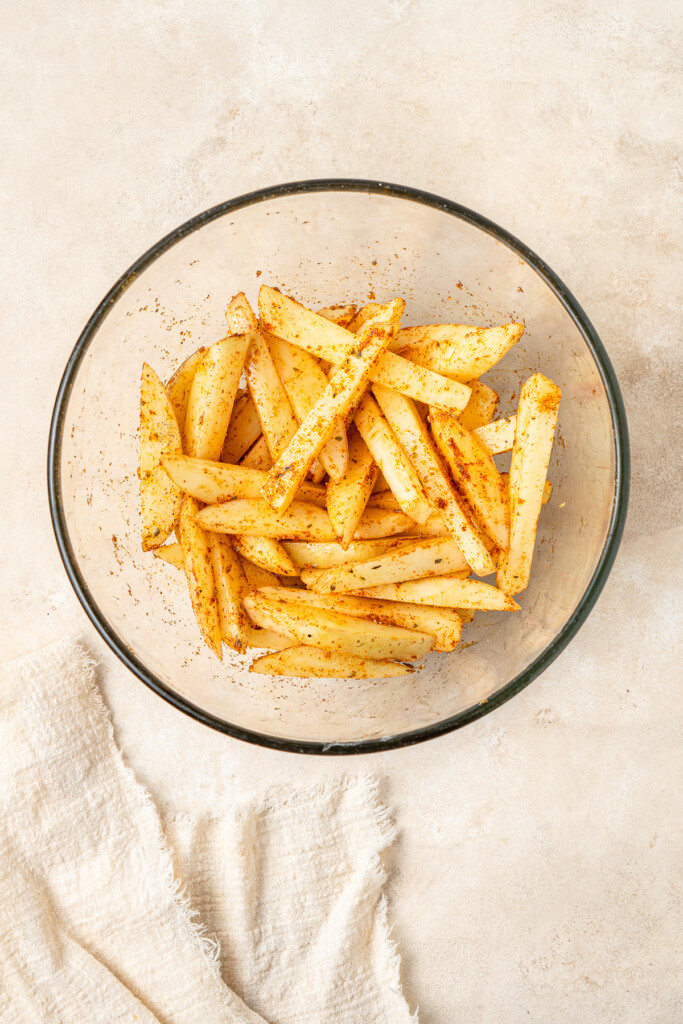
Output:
top-left (1, 3), bottom-right (681, 1021)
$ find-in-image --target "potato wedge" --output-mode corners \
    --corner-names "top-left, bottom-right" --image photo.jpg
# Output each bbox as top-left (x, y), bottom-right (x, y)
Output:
top-left (317, 304), bottom-right (358, 328)
top-left (301, 536), bottom-right (468, 594)
top-left (370, 384), bottom-right (495, 575)
top-left (282, 538), bottom-right (410, 569)
top-left (264, 289), bottom-right (468, 410)
top-left (402, 514), bottom-right (451, 538)
top-left (245, 332), bottom-right (299, 460)
top-left (261, 300), bottom-right (402, 513)
top-left (240, 556), bottom-right (279, 589)
top-left (221, 390), bottom-right (261, 463)
top-left (227, 290), bottom-right (300, 462)
top-left (497, 373), bottom-right (561, 595)
top-left (372, 471), bottom-right (389, 492)
top-left (196, 498), bottom-right (414, 542)
top-left (153, 542), bottom-right (184, 569)
top-left (259, 286), bottom-right (390, 360)
top-left (243, 590), bottom-right (433, 660)
top-left (356, 575), bottom-right (519, 611)
top-left (197, 498), bottom-right (336, 540)
top-left (250, 645), bottom-right (412, 678)
top-left (166, 347), bottom-right (206, 432)
top-left (366, 491), bottom-right (403, 510)
top-left (352, 507), bottom-right (417, 539)
top-left (178, 496), bottom-right (222, 657)
top-left (430, 410), bottom-right (509, 549)
top-left (260, 286), bottom-right (463, 406)
top-left (161, 455), bottom-right (327, 507)
top-left (392, 322), bottom-right (524, 379)
top-left (239, 434), bottom-right (273, 471)
top-left (140, 363), bottom-right (183, 551)
top-left (347, 303), bottom-right (384, 334)
top-left (225, 291), bottom-right (259, 334)
top-left (245, 626), bottom-right (298, 651)
top-left (258, 586), bottom-right (463, 653)
top-left (500, 473), bottom-right (552, 505)
top-left (458, 380), bottom-right (500, 431)
top-left (184, 334), bottom-right (252, 460)
top-left (266, 332), bottom-right (348, 482)
top-left (208, 533), bottom-right (250, 653)
top-left (326, 427), bottom-right (378, 549)
top-left (234, 535), bottom-right (299, 576)
top-left (369, 351), bottom-right (471, 411)
top-left (354, 394), bottom-right (433, 524)
top-left (473, 416), bottom-right (516, 456)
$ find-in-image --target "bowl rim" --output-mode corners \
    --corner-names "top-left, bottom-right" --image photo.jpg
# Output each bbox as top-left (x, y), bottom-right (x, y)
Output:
top-left (47, 178), bottom-right (630, 755)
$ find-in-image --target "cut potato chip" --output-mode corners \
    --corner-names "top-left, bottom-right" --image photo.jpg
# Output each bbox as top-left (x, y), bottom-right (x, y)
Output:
top-left (266, 332), bottom-right (348, 482)
top-left (392, 322), bottom-right (524, 379)
top-left (166, 347), bottom-right (206, 433)
top-left (497, 373), bottom-right (561, 595)
top-left (161, 455), bottom-right (327, 507)
top-left (256, 586), bottom-right (463, 653)
top-left (234, 535), bottom-right (299, 576)
top-left (261, 300), bottom-right (402, 513)
top-left (243, 590), bottom-right (433, 660)
top-left (458, 380), bottom-right (500, 431)
top-left (472, 416), bottom-right (516, 456)
top-left (317, 304), bottom-right (358, 328)
top-left (239, 434), bottom-right (273, 471)
top-left (250, 645), bottom-right (411, 677)
top-left (282, 538), bottom-right (410, 569)
top-left (327, 427), bottom-right (378, 549)
top-left (140, 363), bottom-right (183, 551)
top-left (184, 334), bottom-right (252, 460)
top-left (178, 496), bottom-right (223, 657)
top-left (371, 384), bottom-right (495, 575)
top-left (354, 394), bottom-right (433, 524)
top-left (356, 575), bottom-right (519, 611)
top-left (301, 536), bottom-right (468, 594)
top-left (430, 410), bottom-right (509, 549)
top-left (208, 533), bottom-right (249, 653)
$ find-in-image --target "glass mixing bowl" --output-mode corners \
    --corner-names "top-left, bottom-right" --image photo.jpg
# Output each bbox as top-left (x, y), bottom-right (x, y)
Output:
top-left (48, 180), bottom-right (629, 754)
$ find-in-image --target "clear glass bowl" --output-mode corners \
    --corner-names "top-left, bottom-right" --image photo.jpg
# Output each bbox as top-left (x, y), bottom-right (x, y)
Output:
top-left (48, 180), bottom-right (629, 754)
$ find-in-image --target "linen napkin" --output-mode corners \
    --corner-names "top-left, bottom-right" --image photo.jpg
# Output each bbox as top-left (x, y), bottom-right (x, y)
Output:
top-left (0, 638), bottom-right (415, 1024)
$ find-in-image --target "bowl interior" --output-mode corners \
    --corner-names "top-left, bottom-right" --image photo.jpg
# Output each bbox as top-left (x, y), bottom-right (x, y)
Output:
top-left (52, 185), bottom-right (625, 751)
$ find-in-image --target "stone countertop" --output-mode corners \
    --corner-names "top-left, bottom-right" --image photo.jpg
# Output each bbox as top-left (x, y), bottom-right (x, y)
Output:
top-left (2, 3), bottom-right (681, 1021)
